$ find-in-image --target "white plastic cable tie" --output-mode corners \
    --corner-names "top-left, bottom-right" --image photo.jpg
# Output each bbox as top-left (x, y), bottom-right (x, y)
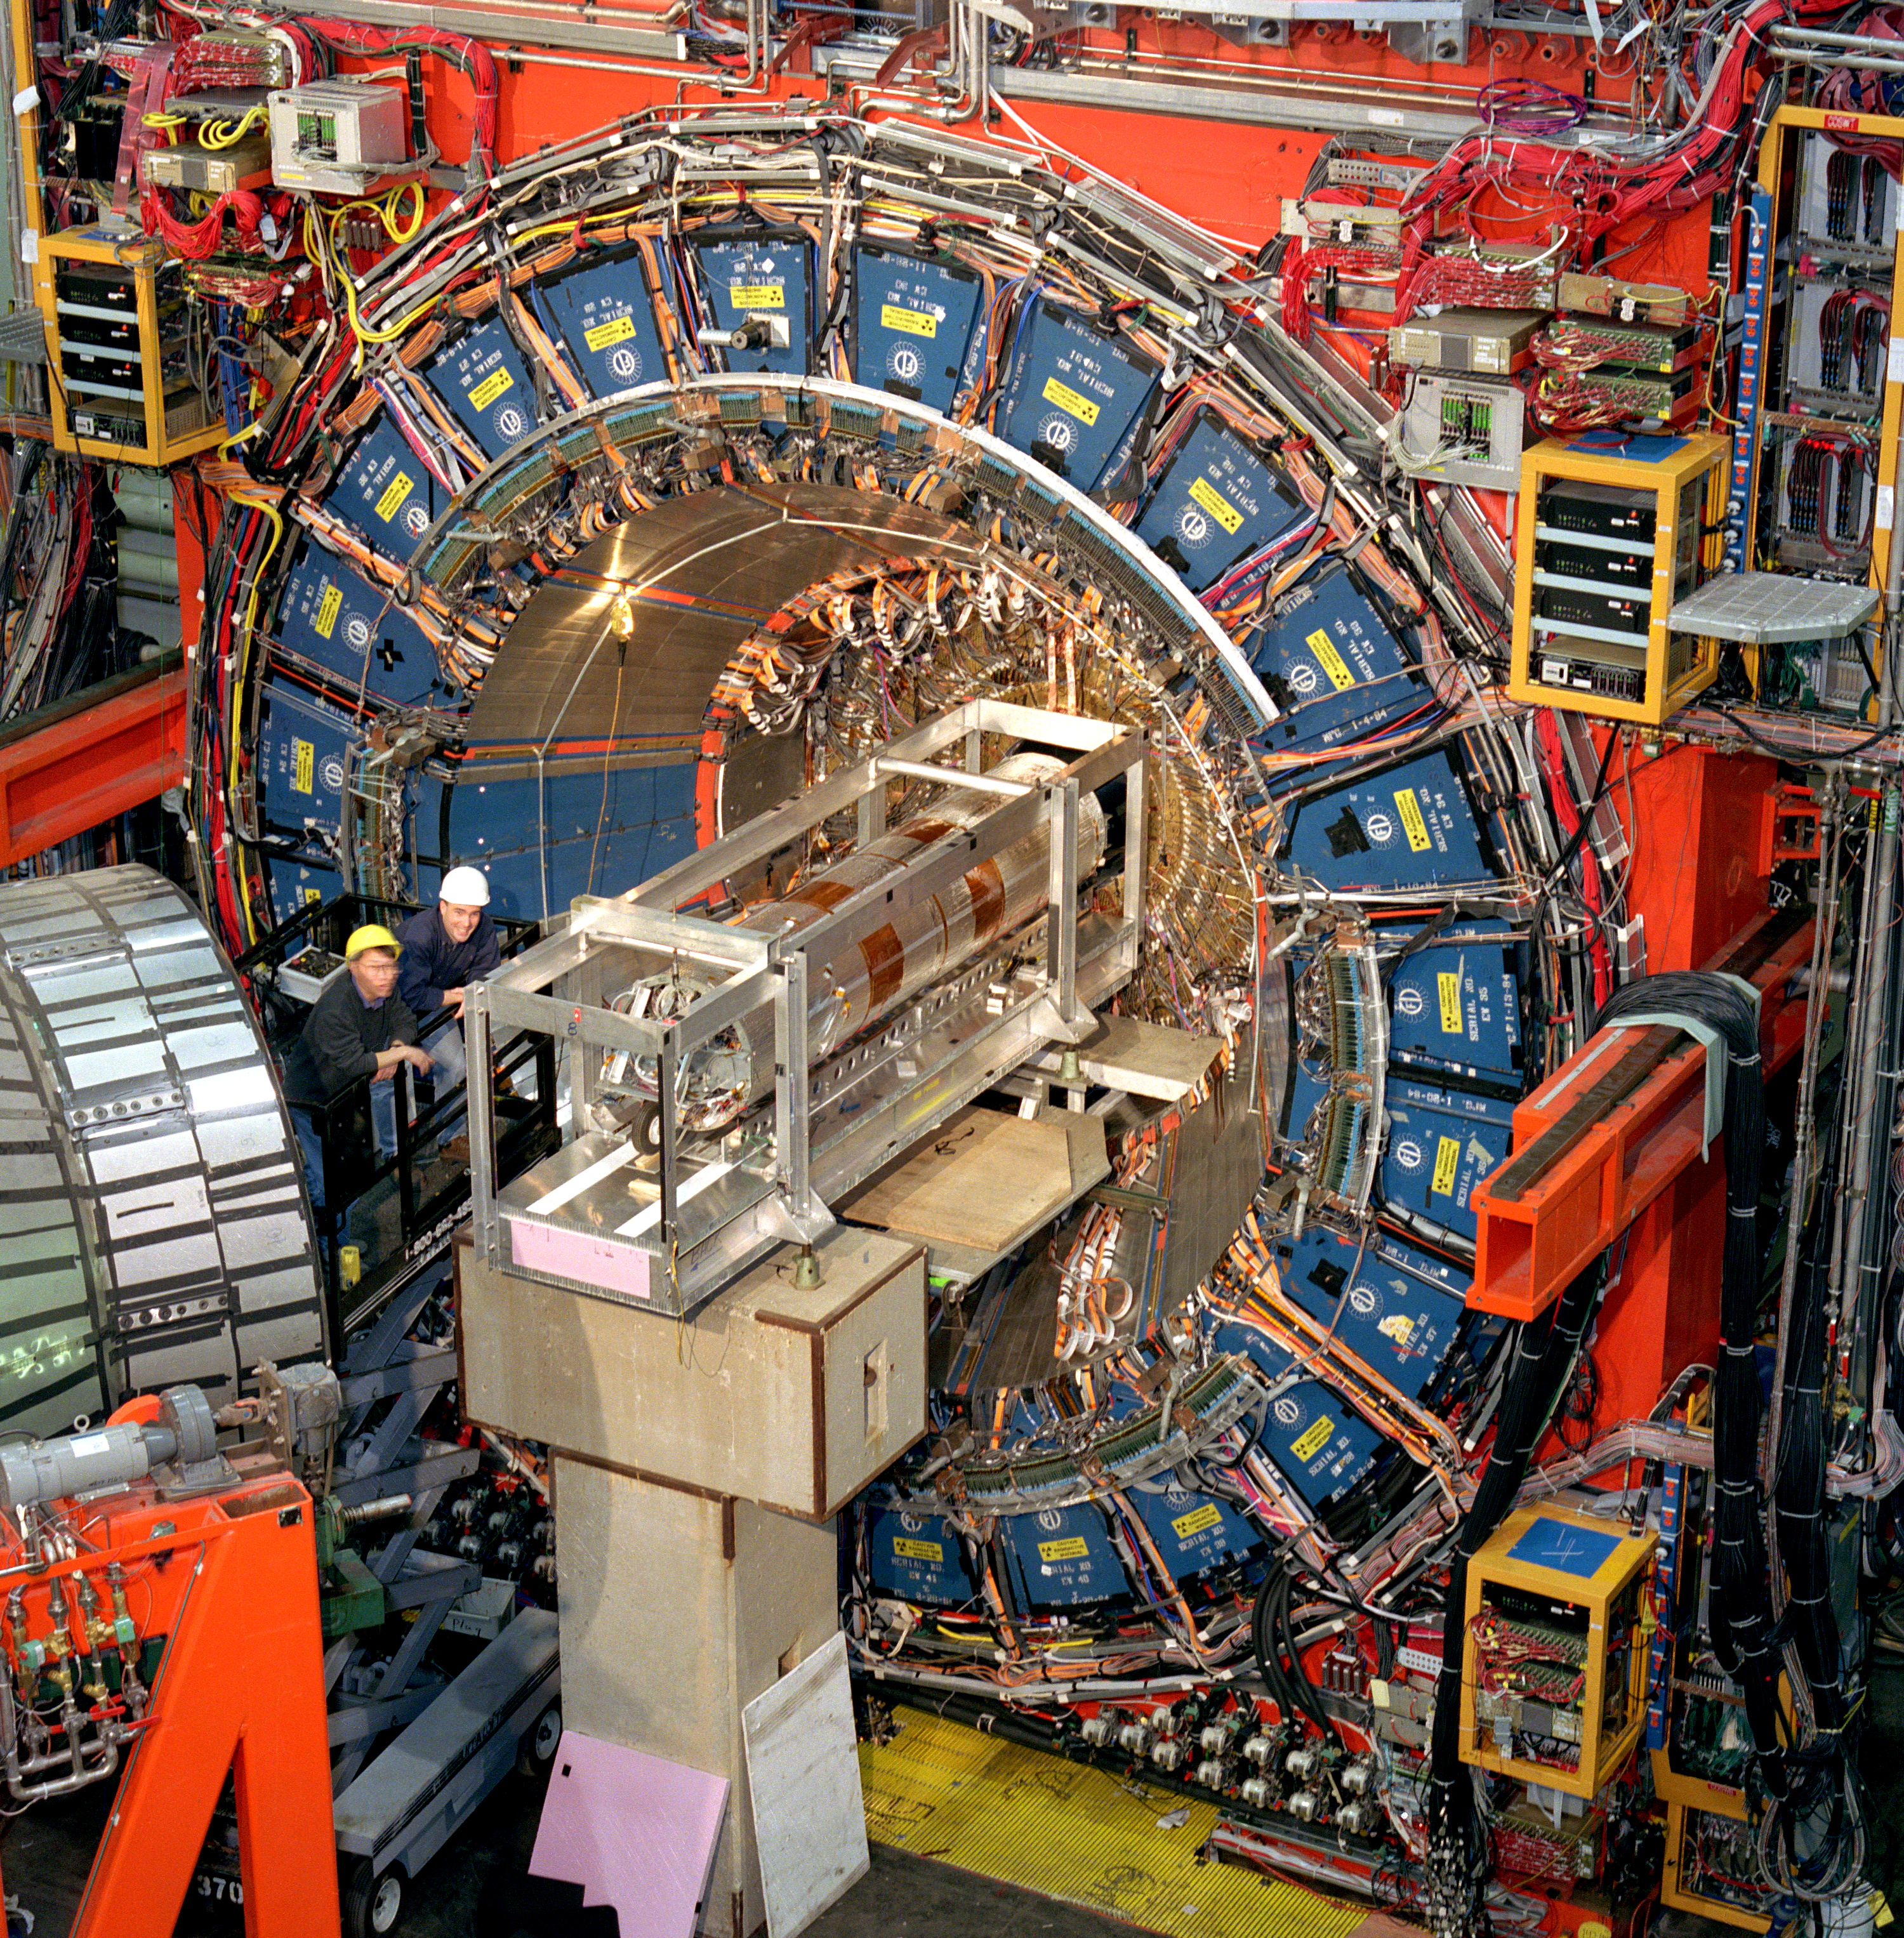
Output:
top-left (12, 84), bottom-right (39, 115)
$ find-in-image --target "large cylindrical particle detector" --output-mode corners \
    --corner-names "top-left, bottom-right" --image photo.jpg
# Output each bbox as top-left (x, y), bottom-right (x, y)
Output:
top-left (623, 753), bottom-right (1106, 1130)
top-left (0, 866), bottom-right (327, 1439)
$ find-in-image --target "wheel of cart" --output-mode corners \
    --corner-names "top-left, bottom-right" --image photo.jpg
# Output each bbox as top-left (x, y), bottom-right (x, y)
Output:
top-left (342, 1859), bottom-right (406, 1938)
top-left (517, 1697), bottom-right (563, 1777)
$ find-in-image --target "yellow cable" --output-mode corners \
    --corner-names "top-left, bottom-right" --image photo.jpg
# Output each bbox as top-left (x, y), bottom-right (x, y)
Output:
top-left (199, 106), bottom-right (264, 149)
top-left (224, 488), bottom-right (287, 946)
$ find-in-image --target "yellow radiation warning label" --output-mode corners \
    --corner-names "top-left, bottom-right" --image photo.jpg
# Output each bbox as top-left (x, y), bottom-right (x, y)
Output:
top-left (1394, 788), bottom-right (1432, 852)
top-left (1171, 1502), bottom-right (1222, 1539)
top-left (314, 584), bottom-right (342, 640)
top-left (1038, 1536), bottom-right (1091, 1562)
top-left (893, 1537), bottom-right (943, 1562)
top-left (880, 303), bottom-right (939, 338)
top-left (729, 282), bottom-right (784, 310)
top-left (1041, 376), bottom-right (1101, 426)
top-left (1438, 972), bottom-right (1464, 1034)
top-left (1188, 475), bottom-right (1244, 534)
top-left (292, 739), bottom-right (315, 795)
top-left (583, 313), bottom-right (637, 352)
top-left (1307, 629), bottom-right (1357, 692)
top-left (1291, 1418), bottom-right (1334, 1463)
top-left (1431, 1135), bottom-right (1460, 1196)
top-left (373, 471), bottom-right (413, 523)
top-left (467, 367), bottom-right (513, 411)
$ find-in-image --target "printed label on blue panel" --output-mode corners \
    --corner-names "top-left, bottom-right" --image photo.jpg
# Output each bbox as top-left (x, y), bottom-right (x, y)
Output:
top-left (1279, 748), bottom-right (1495, 893)
top-left (256, 682), bottom-right (356, 838)
top-left (1382, 1083), bottom-right (1512, 1243)
top-left (866, 1506), bottom-right (977, 1605)
top-left (1276, 1225), bottom-right (1469, 1402)
top-left (423, 319), bottom-right (539, 461)
top-left (1386, 922), bottom-right (1523, 1086)
top-left (1004, 1503), bottom-right (1127, 1609)
top-left (539, 247), bottom-right (670, 399)
top-left (323, 419), bottom-right (441, 551)
top-left (852, 246), bottom-right (984, 416)
top-left (274, 545), bottom-right (442, 708)
top-left (1130, 1482), bottom-right (1261, 1579)
top-left (1134, 411), bottom-right (1307, 593)
top-left (997, 301), bottom-right (1161, 493)
top-left (1242, 563), bottom-right (1425, 777)
top-left (693, 234), bottom-right (811, 376)
top-left (1207, 1323), bottom-right (1380, 1511)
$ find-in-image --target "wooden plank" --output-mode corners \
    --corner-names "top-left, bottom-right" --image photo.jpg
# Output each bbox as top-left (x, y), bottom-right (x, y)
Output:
top-left (839, 1105), bottom-right (1108, 1255)
top-left (1033, 1013), bottom-right (1222, 1100)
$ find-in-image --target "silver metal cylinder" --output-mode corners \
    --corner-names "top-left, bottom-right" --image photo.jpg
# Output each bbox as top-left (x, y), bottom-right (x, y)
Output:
top-left (0, 866), bottom-right (328, 1438)
top-left (646, 753), bottom-right (1108, 1128)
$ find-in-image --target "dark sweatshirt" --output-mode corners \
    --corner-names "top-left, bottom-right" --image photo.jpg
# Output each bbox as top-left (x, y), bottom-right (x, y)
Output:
top-left (395, 905), bottom-right (503, 1018)
top-left (282, 966), bottom-right (419, 1102)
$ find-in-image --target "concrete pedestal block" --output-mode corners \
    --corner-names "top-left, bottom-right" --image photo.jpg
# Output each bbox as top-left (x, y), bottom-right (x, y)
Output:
top-left (551, 1453), bottom-right (838, 1938)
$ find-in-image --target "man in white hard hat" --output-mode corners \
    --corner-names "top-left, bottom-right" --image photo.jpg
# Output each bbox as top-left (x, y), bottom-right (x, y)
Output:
top-left (395, 866), bottom-right (502, 1161)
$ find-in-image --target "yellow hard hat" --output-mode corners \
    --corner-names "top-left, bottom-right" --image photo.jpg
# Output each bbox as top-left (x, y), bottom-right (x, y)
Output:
top-left (345, 924), bottom-right (402, 961)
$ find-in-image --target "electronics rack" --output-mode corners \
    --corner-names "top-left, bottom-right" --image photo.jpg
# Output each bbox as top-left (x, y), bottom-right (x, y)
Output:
top-left (1739, 106), bottom-right (1904, 711)
top-left (1508, 433), bottom-right (1728, 725)
top-left (36, 225), bottom-right (225, 466)
top-left (1660, 1798), bottom-right (1774, 1932)
top-left (1458, 1503), bottom-right (1654, 1800)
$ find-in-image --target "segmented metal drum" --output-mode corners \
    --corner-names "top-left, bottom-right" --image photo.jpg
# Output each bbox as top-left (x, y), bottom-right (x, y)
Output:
top-left (0, 865), bottom-right (326, 1437)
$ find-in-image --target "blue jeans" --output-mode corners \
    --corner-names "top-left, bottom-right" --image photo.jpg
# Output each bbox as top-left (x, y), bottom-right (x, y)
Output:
top-left (293, 1074), bottom-right (403, 1211)
top-left (421, 1019), bottom-right (466, 1144)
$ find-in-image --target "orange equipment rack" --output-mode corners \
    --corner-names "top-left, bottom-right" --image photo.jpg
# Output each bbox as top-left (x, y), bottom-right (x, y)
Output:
top-left (3, 1457), bottom-right (340, 1938)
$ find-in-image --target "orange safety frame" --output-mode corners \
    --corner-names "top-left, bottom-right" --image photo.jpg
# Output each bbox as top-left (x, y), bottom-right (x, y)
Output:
top-left (3, 1461), bottom-right (340, 1937)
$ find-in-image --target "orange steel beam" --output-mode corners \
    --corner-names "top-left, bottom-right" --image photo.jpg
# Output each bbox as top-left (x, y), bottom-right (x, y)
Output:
top-left (1465, 912), bottom-right (1815, 1324)
top-left (0, 654), bottom-right (187, 867)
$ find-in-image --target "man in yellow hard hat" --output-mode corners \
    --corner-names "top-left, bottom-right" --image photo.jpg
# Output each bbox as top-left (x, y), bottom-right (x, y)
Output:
top-left (282, 925), bottom-right (433, 1211)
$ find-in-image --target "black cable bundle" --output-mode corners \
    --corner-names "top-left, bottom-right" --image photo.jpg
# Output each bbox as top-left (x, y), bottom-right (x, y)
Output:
top-left (1592, 975), bottom-right (1781, 1772)
top-left (1420, 970), bottom-right (1768, 1938)
top-left (1252, 1553), bottom-right (1329, 1732)
top-left (1423, 1256), bottom-right (1608, 1937)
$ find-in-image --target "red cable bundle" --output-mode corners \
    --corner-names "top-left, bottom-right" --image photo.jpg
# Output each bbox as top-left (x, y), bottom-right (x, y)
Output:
top-left (308, 18), bottom-right (499, 178)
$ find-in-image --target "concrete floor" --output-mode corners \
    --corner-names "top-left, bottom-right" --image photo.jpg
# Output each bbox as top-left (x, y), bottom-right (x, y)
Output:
top-left (7, 1659), bottom-right (1901, 1937)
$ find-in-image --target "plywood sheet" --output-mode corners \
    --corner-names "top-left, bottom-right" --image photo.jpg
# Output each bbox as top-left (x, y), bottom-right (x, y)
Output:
top-left (741, 1631), bottom-right (868, 1938)
top-left (841, 1106), bottom-right (1104, 1253)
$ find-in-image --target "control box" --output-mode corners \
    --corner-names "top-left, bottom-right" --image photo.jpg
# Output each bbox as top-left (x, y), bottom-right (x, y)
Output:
top-left (37, 226), bottom-right (223, 465)
top-left (1457, 1504), bottom-right (1653, 1800)
top-left (268, 80), bottom-right (410, 194)
top-left (1508, 433), bottom-right (1727, 725)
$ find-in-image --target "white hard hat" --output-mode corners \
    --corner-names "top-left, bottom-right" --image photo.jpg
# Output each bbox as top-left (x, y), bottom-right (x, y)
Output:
top-left (440, 865), bottom-right (491, 908)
